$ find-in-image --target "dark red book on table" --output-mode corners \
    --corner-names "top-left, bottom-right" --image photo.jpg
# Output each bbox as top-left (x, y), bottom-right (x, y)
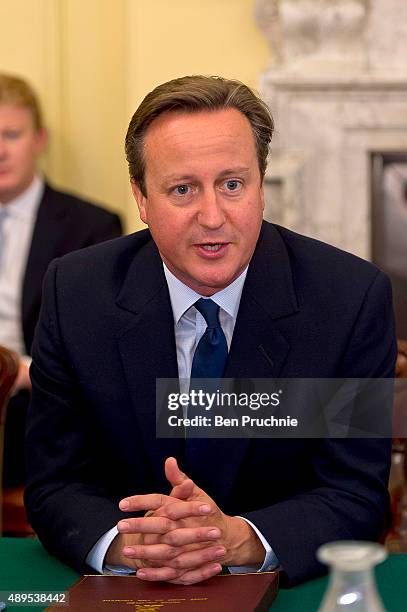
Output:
top-left (46, 571), bottom-right (279, 611)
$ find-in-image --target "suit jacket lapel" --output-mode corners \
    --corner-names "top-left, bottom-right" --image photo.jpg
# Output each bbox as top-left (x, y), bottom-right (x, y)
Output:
top-left (227, 222), bottom-right (299, 379)
top-left (116, 239), bottom-right (183, 491)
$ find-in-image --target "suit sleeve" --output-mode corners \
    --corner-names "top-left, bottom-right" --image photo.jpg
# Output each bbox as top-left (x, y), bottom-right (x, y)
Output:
top-left (24, 259), bottom-right (133, 573)
top-left (242, 270), bottom-right (396, 585)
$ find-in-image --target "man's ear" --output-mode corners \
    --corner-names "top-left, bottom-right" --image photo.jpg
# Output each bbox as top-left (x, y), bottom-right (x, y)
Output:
top-left (131, 180), bottom-right (147, 224)
top-left (260, 182), bottom-right (265, 211)
top-left (35, 127), bottom-right (48, 156)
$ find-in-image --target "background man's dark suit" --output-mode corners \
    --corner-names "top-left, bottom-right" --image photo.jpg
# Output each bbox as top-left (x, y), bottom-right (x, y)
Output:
top-left (4, 181), bottom-right (122, 487)
top-left (25, 221), bottom-right (396, 585)
top-left (22, 181), bottom-right (122, 353)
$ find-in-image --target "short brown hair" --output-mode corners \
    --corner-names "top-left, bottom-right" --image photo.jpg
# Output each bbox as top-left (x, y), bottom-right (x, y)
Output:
top-left (0, 73), bottom-right (43, 130)
top-left (125, 75), bottom-right (274, 196)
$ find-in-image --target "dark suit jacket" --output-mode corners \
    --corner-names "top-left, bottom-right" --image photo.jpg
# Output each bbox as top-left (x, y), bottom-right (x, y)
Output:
top-left (25, 221), bottom-right (396, 585)
top-left (22, 182), bottom-right (123, 354)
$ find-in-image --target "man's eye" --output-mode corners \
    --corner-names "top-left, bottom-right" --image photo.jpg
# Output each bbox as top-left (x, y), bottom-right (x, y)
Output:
top-left (224, 180), bottom-right (242, 192)
top-left (174, 185), bottom-right (190, 196)
top-left (4, 130), bottom-right (21, 140)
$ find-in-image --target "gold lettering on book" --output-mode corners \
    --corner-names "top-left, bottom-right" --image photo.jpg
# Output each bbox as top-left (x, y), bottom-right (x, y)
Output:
top-left (102, 596), bottom-right (211, 608)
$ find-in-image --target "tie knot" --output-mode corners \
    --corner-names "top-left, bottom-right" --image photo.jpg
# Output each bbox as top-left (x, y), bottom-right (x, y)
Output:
top-left (194, 298), bottom-right (220, 329)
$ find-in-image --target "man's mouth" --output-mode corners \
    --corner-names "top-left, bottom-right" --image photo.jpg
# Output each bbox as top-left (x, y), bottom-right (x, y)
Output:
top-left (194, 242), bottom-right (230, 257)
top-left (201, 243), bottom-right (223, 252)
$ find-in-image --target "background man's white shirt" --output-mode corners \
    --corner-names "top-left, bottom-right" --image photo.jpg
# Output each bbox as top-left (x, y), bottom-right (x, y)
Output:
top-left (0, 174), bottom-right (43, 358)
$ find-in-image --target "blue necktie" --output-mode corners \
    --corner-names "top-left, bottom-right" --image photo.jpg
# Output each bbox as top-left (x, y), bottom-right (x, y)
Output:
top-left (190, 298), bottom-right (228, 380)
top-left (186, 299), bottom-right (228, 475)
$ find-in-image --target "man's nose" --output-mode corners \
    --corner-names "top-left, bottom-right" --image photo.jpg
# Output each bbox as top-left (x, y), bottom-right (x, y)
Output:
top-left (197, 190), bottom-right (226, 229)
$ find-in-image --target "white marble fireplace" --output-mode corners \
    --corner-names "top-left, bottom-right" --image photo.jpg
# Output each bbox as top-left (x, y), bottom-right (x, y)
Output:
top-left (255, 0), bottom-right (407, 259)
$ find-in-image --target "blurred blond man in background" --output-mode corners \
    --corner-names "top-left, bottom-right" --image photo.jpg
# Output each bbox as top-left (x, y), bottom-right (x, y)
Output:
top-left (0, 73), bottom-right (122, 488)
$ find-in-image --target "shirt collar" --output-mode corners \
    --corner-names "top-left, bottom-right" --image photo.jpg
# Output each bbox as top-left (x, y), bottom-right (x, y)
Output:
top-left (163, 263), bottom-right (248, 324)
top-left (0, 174), bottom-right (44, 220)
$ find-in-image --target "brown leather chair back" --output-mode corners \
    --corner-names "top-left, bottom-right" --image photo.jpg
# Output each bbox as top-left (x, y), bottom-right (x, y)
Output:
top-left (0, 346), bottom-right (18, 421)
top-left (0, 346), bottom-right (19, 532)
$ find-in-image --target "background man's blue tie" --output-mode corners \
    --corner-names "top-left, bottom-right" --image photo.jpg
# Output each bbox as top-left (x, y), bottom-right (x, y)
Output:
top-left (185, 298), bottom-right (228, 474)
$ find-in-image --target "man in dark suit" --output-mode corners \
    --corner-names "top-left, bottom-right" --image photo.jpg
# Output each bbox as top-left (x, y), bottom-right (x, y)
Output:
top-left (25, 76), bottom-right (395, 586)
top-left (0, 73), bottom-right (122, 486)
top-left (20, 182), bottom-right (123, 358)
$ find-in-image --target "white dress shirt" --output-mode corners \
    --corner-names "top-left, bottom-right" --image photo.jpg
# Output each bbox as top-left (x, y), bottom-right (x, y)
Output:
top-left (87, 263), bottom-right (279, 573)
top-left (0, 175), bottom-right (44, 357)
top-left (163, 262), bottom-right (246, 398)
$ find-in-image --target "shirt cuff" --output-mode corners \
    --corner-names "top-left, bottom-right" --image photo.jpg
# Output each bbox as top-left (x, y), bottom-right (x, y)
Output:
top-left (228, 516), bottom-right (280, 574)
top-left (85, 526), bottom-right (135, 575)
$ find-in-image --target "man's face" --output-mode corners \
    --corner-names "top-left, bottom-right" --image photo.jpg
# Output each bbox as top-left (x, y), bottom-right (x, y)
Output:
top-left (132, 108), bottom-right (265, 296)
top-left (0, 104), bottom-right (47, 203)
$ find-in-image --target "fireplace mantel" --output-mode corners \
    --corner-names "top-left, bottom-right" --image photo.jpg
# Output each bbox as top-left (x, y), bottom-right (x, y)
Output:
top-left (255, 0), bottom-right (407, 259)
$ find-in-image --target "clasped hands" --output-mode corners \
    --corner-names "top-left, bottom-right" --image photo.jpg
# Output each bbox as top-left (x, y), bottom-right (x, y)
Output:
top-left (106, 457), bottom-right (264, 585)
